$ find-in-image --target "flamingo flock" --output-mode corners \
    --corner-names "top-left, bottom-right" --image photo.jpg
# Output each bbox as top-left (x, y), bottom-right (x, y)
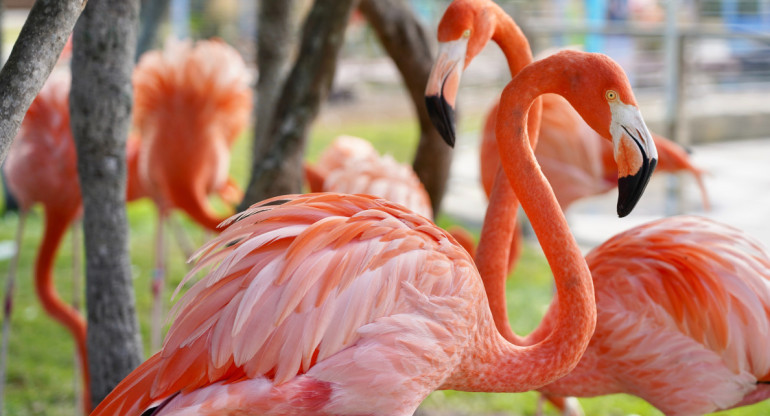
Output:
top-left (0, 1), bottom-right (769, 415)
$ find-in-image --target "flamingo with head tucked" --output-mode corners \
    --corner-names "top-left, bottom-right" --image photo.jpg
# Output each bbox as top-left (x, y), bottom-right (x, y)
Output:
top-left (132, 38), bottom-right (252, 350)
top-left (88, 45), bottom-right (658, 416)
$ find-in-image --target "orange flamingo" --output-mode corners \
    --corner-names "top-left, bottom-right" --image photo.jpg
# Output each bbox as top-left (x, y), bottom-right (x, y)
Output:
top-left (92, 44), bottom-right (652, 416)
top-left (132, 38), bottom-right (252, 350)
top-left (427, 12), bottom-right (770, 413)
top-left (1, 72), bottom-right (91, 413)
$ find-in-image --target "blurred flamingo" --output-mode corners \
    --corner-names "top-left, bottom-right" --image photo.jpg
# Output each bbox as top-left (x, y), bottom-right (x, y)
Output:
top-left (303, 135), bottom-right (476, 255)
top-left (1, 72), bottom-right (91, 414)
top-left (304, 135), bottom-right (434, 219)
top-left (132, 39), bottom-right (252, 350)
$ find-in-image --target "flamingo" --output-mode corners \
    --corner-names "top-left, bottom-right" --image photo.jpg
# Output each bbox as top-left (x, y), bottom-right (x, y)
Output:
top-left (303, 135), bottom-right (477, 256)
top-left (89, 46), bottom-right (659, 415)
top-left (303, 135), bottom-right (433, 219)
top-left (426, 12), bottom-right (770, 414)
top-left (132, 38), bottom-right (252, 350)
top-left (1, 72), bottom-right (91, 413)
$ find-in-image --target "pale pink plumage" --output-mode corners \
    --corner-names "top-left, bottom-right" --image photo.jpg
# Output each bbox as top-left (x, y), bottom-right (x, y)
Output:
top-left (305, 136), bottom-right (434, 219)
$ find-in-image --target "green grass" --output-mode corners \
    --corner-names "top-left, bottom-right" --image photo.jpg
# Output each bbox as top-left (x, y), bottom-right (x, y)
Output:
top-left (1, 116), bottom-right (769, 415)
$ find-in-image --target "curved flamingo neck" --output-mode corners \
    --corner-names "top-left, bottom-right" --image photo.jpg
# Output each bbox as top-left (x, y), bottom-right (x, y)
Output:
top-left (474, 1), bottom-right (542, 344)
top-left (452, 65), bottom-right (597, 392)
top-left (489, 6), bottom-right (533, 78)
top-left (35, 207), bottom-right (91, 413)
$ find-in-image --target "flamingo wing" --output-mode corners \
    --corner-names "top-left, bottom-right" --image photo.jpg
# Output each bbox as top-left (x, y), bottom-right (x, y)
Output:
top-left (586, 216), bottom-right (770, 414)
top-left (93, 193), bottom-right (479, 415)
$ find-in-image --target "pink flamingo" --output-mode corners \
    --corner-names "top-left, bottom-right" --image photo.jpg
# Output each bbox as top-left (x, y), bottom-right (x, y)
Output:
top-left (427, 11), bottom-right (770, 413)
top-left (303, 135), bottom-right (433, 219)
top-left (1, 72), bottom-right (91, 413)
top-left (303, 135), bottom-right (476, 255)
top-left (132, 39), bottom-right (252, 350)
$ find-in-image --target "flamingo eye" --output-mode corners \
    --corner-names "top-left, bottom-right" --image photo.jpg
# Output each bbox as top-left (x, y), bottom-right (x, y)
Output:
top-left (606, 90), bottom-right (618, 101)
top-left (462, 29), bottom-right (471, 38)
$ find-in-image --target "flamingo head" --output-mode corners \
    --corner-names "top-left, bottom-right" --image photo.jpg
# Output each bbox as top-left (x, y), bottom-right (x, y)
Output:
top-left (425, 0), bottom-right (496, 147)
top-left (553, 51), bottom-right (658, 217)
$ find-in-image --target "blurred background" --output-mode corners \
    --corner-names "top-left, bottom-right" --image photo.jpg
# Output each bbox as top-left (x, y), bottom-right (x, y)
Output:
top-left (0, 0), bottom-right (769, 415)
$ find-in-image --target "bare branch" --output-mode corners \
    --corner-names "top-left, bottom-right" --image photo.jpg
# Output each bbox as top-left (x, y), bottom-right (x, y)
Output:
top-left (359, 0), bottom-right (452, 215)
top-left (0, 0), bottom-right (86, 164)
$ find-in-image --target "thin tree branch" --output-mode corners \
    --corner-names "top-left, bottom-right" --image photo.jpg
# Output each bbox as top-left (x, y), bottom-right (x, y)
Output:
top-left (0, 0), bottom-right (86, 164)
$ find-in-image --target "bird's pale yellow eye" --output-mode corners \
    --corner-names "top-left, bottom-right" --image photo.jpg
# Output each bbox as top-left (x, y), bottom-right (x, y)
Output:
top-left (606, 90), bottom-right (618, 101)
top-left (462, 29), bottom-right (471, 38)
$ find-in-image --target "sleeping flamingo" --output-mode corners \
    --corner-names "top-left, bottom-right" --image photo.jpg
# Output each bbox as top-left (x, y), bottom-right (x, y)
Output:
top-left (303, 135), bottom-right (478, 255)
top-left (88, 46), bottom-right (660, 415)
top-left (132, 38), bottom-right (252, 350)
top-left (303, 135), bottom-right (433, 219)
top-left (1, 72), bottom-right (91, 413)
top-left (427, 19), bottom-right (770, 414)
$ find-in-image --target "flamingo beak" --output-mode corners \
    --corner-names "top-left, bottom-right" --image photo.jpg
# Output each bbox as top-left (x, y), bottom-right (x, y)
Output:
top-left (610, 102), bottom-right (658, 217)
top-left (425, 37), bottom-right (469, 148)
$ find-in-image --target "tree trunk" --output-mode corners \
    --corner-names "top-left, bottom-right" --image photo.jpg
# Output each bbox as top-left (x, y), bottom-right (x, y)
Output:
top-left (248, 0), bottom-right (298, 181)
top-left (70, 0), bottom-right (143, 408)
top-left (358, 0), bottom-right (452, 216)
top-left (0, 0), bottom-right (85, 164)
top-left (239, 0), bottom-right (358, 209)
top-left (135, 0), bottom-right (171, 61)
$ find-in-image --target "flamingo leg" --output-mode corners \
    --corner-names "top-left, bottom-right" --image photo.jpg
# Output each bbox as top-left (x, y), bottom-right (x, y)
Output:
top-left (168, 214), bottom-right (195, 262)
top-left (70, 218), bottom-right (83, 416)
top-left (151, 211), bottom-right (167, 352)
top-left (0, 210), bottom-right (26, 413)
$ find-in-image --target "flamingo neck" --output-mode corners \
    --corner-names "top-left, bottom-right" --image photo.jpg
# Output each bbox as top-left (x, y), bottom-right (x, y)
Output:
top-left (451, 72), bottom-right (596, 392)
top-left (489, 7), bottom-right (533, 79)
top-left (35, 207), bottom-right (91, 412)
top-left (475, 3), bottom-right (542, 344)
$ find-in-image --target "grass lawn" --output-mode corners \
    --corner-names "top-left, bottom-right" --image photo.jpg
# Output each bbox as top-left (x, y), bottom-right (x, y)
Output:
top-left (1, 116), bottom-right (768, 415)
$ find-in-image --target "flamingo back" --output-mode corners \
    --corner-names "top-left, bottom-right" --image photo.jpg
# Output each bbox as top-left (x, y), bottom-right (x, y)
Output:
top-left (314, 136), bottom-right (434, 219)
top-left (582, 216), bottom-right (770, 414)
top-left (92, 193), bottom-right (480, 415)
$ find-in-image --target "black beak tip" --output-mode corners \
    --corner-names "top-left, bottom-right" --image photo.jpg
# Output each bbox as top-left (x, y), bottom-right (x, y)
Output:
top-left (616, 158), bottom-right (657, 218)
top-left (425, 94), bottom-right (456, 148)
